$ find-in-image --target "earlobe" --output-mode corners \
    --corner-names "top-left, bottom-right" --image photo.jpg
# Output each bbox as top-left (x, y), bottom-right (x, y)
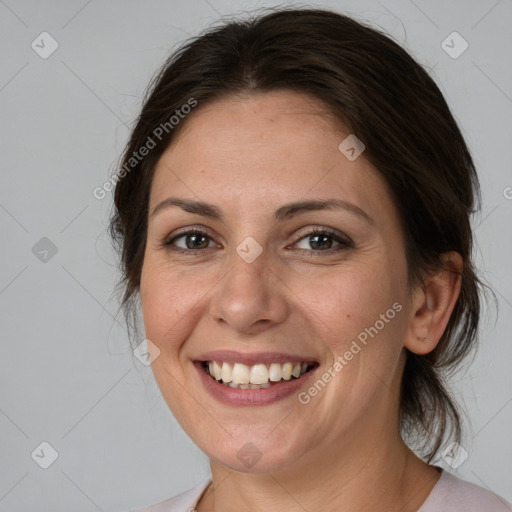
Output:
top-left (404, 252), bottom-right (463, 356)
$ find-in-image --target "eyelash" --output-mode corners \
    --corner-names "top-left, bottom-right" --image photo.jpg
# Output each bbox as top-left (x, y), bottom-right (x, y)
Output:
top-left (162, 227), bottom-right (353, 256)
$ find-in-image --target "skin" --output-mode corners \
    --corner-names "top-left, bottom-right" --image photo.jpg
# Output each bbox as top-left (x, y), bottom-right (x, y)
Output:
top-left (139, 90), bottom-right (462, 512)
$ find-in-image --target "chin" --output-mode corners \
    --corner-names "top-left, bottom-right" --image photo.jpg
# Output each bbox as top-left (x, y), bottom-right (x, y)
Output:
top-left (201, 432), bottom-right (309, 474)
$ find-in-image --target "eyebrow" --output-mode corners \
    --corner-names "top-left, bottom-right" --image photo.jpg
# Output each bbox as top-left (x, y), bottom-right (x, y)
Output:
top-left (150, 197), bottom-right (374, 225)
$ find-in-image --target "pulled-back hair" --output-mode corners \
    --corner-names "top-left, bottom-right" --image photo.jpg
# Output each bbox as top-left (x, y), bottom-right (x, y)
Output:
top-left (109, 7), bottom-right (485, 461)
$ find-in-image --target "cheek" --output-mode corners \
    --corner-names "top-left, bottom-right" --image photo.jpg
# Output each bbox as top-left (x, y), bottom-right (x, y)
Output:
top-left (296, 262), bottom-right (403, 344)
top-left (293, 261), bottom-right (408, 405)
top-left (140, 260), bottom-right (203, 357)
top-left (139, 261), bottom-right (207, 416)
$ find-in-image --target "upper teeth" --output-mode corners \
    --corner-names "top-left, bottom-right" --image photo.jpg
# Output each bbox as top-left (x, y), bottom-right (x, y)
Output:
top-left (207, 361), bottom-right (309, 385)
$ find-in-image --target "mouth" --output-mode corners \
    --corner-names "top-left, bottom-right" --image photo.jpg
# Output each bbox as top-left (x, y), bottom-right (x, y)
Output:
top-left (201, 360), bottom-right (318, 389)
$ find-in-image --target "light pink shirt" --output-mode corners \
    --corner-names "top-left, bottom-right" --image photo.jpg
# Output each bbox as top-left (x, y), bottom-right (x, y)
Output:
top-left (129, 470), bottom-right (511, 511)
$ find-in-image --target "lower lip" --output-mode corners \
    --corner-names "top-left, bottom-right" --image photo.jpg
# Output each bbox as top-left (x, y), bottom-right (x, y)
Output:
top-left (195, 362), bottom-right (317, 406)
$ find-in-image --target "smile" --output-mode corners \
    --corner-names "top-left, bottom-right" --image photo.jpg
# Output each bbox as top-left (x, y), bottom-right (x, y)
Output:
top-left (203, 360), bottom-right (315, 389)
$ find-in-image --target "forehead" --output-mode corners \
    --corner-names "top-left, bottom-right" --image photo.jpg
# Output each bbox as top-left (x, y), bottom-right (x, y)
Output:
top-left (150, 90), bottom-right (393, 225)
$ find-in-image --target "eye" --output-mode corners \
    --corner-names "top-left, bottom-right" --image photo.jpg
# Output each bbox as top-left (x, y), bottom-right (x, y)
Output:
top-left (164, 229), bottom-right (218, 253)
top-left (292, 228), bottom-right (353, 253)
top-left (162, 227), bottom-right (353, 255)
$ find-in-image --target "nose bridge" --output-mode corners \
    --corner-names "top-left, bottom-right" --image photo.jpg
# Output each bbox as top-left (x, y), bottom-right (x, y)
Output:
top-left (210, 245), bottom-right (287, 332)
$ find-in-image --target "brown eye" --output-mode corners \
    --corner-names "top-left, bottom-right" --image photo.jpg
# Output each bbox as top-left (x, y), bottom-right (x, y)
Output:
top-left (293, 228), bottom-right (353, 253)
top-left (308, 233), bottom-right (336, 250)
top-left (165, 230), bottom-right (215, 251)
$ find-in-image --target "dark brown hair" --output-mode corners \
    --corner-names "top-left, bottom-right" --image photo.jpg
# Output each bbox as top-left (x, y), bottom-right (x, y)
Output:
top-left (109, 7), bottom-right (484, 461)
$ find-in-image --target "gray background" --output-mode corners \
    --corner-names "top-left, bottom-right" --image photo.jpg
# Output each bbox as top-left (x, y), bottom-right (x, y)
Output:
top-left (1, 0), bottom-right (511, 510)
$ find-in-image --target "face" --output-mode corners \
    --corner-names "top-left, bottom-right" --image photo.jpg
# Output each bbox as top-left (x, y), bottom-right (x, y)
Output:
top-left (140, 90), bottom-right (414, 474)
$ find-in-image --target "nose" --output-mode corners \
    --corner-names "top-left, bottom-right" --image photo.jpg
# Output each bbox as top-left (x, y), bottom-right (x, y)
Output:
top-left (209, 251), bottom-right (289, 334)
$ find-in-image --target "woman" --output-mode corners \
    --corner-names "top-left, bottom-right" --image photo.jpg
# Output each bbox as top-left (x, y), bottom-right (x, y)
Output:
top-left (110, 8), bottom-right (511, 512)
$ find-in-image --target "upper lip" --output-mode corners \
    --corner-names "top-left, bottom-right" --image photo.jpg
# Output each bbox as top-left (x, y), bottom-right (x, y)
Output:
top-left (195, 350), bottom-right (319, 366)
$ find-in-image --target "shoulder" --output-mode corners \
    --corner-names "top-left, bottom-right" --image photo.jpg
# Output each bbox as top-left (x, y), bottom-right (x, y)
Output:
top-left (420, 470), bottom-right (511, 512)
top-left (127, 480), bottom-right (210, 512)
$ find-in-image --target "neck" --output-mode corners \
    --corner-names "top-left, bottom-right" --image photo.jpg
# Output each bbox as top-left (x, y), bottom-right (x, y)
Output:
top-left (197, 421), bottom-right (441, 512)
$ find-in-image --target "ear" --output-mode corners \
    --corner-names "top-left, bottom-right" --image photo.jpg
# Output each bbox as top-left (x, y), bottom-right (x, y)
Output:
top-left (404, 251), bottom-right (463, 355)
